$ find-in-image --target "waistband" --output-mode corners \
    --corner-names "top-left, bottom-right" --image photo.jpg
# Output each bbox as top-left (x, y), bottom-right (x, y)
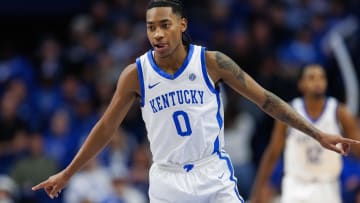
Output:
top-left (154, 153), bottom-right (219, 173)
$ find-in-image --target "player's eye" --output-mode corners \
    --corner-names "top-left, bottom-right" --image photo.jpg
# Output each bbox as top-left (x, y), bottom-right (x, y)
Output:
top-left (161, 23), bottom-right (170, 29)
top-left (147, 25), bottom-right (155, 31)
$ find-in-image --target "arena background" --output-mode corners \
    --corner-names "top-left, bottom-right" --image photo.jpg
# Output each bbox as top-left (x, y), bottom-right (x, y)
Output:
top-left (0, 0), bottom-right (360, 202)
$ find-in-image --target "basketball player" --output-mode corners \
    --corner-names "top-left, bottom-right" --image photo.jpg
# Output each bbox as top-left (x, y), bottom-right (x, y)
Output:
top-left (32, 1), bottom-right (360, 202)
top-left (250, 64), bottom-right (360, 203)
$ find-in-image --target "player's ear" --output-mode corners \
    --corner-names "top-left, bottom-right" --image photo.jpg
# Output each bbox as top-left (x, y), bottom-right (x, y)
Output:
top-left (180, 17), bottom-right (187, 33)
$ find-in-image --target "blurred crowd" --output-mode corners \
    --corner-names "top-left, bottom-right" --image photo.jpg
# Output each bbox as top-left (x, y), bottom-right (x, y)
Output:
top-left (0, 0), bottom-right (360, 202)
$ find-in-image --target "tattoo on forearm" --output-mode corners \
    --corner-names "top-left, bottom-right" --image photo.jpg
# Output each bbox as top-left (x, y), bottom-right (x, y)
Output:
top-left (262, 90), bottom-right (320, 140)
top-left (215, 51), bottom-right (246, 87)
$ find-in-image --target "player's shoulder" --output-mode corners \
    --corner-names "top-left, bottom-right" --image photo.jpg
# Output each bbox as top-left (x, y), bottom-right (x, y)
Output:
top-left (116, 63), bottom-right (141, 93)
top-left (335, 101), bottom-right (348, 115)
top-left (122, 63), bottom-right (138, 77)
top-left (204, 50), bottom-right (222, 65)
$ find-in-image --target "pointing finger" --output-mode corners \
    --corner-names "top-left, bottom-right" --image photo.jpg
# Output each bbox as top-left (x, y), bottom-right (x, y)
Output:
top-left (338, 137), bottom-right (360, 144)
top-left (32, 181), bottom-right (47, 191)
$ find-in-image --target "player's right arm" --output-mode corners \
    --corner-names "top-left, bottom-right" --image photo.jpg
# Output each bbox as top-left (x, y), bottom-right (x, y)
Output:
top-left (32, 63), bottom-right (140, 199)
top-left (250, 120), bottom-right (287, 203)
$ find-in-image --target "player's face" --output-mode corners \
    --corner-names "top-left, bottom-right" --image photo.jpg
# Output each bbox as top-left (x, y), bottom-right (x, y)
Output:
top-left (146, 7), bottom-right (187, 58)
top-left (299, 66), bottom-right (327, 99)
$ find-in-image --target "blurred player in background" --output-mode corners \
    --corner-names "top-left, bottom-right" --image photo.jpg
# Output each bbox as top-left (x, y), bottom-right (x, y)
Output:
top-left (251, 64), bottom-right (360, 203)
top-left (32, 1), bottom-right (360, 202)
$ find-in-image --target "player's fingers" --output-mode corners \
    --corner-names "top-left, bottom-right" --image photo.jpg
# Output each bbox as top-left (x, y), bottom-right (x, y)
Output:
top-left (49, 185), bottom-right (60, 199)
top-left (327, 144), bottom-right (344, 155)
top-left (44, 185), bottom-right (53, 197)
top-left (342, 143), bottom-right (351, 156)
top-left (337, 137), bottom-right (360, 144)
top-left (32, 181), bottom-right (47, 191)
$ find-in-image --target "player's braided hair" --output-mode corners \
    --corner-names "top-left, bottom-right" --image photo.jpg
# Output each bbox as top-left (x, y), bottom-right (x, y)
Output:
top-left (147, 0), bottom-right (191, 47)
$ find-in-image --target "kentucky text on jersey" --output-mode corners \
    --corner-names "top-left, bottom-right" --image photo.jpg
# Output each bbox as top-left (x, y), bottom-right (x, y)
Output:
top-left (149, 89), bottom-right (205, 113)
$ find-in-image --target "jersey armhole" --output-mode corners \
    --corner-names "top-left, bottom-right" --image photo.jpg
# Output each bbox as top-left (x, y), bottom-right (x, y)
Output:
top-left (136, 58), bottom-right (145, 107)
top-left (200, 47), bottom-right (218, 94)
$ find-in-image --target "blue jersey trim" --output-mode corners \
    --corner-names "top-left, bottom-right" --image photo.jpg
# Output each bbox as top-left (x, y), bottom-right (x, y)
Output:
top-left (136, 58), bottom-right (145, 107)
top-left (200, 47), bottom-right (217, 94)
top-left (213, 136), bottom-right (220, 154)
top-left (147, 44), bottom-right (195, 80)
top-left (216, 151), bottom-right (244, 203)
top-left (200, 46), bottom-right (223, 131)
top-left (215, 90), bottom-right (223, 129)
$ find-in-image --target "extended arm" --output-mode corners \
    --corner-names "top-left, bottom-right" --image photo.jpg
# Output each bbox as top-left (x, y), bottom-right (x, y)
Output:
top-left (32, 64), bottom-right (140, 198)
top-left (206, 51), bottom-right (359, 153)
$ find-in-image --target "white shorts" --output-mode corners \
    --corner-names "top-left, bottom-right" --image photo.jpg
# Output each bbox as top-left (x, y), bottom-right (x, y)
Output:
top-left (281, 175), bottom-right (341, 203)
top-left (148, 152), bottom-right (245, 203)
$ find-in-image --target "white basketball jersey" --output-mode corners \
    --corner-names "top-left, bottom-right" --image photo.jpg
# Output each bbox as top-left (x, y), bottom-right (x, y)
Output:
top-left (284, 97), bottom-right (342, 181)
top-left (136, 44), bottom-right (224, 165)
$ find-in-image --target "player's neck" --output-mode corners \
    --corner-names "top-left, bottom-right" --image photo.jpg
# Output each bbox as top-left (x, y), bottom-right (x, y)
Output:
top-left (154, 43), bottom-right (187, 74)
top-left (303, 96), bottom-right (326, 116)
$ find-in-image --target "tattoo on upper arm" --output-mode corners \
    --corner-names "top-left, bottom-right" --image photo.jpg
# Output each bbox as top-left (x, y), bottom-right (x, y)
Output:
top-left (262, 90), bottom-right (320, 140)
top-left (215, 51), bottom-right (246, 87)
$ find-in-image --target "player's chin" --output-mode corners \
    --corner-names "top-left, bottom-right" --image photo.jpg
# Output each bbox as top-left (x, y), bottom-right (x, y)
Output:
top-left (154, 49), bottom-right (171, 58)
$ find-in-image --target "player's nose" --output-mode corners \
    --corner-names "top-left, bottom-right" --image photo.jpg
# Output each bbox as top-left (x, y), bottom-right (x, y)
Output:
top-left (154, 28), bottom-right (164, 39)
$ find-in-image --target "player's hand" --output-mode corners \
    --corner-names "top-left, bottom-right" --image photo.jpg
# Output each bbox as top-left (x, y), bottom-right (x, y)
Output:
top-left (32, 170), bottom-right (70, 199)
top-left (318, 133), bottom-right (360, 155)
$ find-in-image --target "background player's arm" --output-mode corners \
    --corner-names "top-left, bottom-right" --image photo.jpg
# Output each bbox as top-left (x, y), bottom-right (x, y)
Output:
top-left (32, 64), bottom-right (140, 198)
top-left (205, 51), bottom-right (359, 153)
top-left (337, 104), bottom-right (360, 157)
top-left (250, 120), bottom-right (287, 203)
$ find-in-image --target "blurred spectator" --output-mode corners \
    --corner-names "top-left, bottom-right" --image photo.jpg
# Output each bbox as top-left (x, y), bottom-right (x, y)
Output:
top-left (101, 168), bottom-right (146, 203)
top-left (43, 109), bottom-right (77, 168)
top-left (0, 43), bottom-right (34, 94)
top-left (108, 18), bottom-right (135, 65)
top-left (73, 86), bottom-right (99, 143)
top-left (5, 79), bottom-right (36, 130)
top-left (268, 2), bottom-right (293, 46)
top-left (279, 27), bottom-right (321, 73)
top-left (224, 92), bottom-right (256, 199)
top-left (64, 159), bottom-right (112, 203)
top-left (285, 0), bottom-right (312, 30)
top-left (0, 90), bottom-right (28, 173)
top-left (11, 133), bottom-right (58, 203)
top-left (128, 144), bottom-right (151, 195)
top-left (35, 38), bottom-right (64, 82)
top-left (98, 127), bottom-right (137, 175)
top-left (90, 1), bottom-right (111, 44)
top-left (95, 51), bottom-right (122, 87)
top-left (0, 175), bottom-right (18, 203)
top-left (32, 86), bottom-right (63, 131)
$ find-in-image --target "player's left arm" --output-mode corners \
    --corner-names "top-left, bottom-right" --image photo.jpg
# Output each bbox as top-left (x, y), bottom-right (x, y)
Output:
top-left (205, 51), bottom-right (360, 154)
top-left (337, 104), bottom-right (360, 157)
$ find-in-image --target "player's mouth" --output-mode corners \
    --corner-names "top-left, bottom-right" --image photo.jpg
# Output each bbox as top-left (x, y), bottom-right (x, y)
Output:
top-left (154, 43), bottom-right (169, 54)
